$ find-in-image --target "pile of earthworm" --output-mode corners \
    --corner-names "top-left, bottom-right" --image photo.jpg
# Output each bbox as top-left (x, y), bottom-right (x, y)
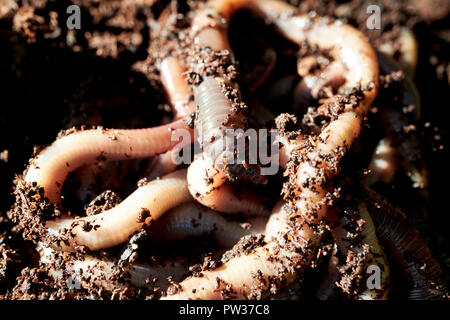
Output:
top-left (3, 0), bottom-right (449, 300)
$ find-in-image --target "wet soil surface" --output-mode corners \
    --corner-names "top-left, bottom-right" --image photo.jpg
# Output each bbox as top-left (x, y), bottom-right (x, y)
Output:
top-left (0, 0), bottom-right (449, 299)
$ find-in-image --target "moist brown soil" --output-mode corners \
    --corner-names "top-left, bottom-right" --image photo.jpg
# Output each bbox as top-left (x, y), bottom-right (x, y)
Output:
top-left (0, 0), bottom-right (449, 299)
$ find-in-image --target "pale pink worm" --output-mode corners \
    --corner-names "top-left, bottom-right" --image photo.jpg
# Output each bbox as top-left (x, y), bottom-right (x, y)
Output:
top-left (363, 137), bottom-right (398, 188)
top-left (160, 56), bottom-right (193, 119)
top-left (40, 244), bottom-right (187, 292)
top-left (148, 55), bottom-right (194, 179)
top-left (187, 156), bottom-right (270, 216)
top-left (25, 118), bottom-right (192, 204)
top-left (47, 169), bottom-right (191, 251)
top-left (378, 28), bottom-right (418, 77)
top-left (153, 202), bottom-right (267, 248)
top-left (164, 0), bottom-right (379, 299)
top-left (326, 204), bottom-right (390, 300)
top-left (144, 147), bottom-right (182, 181)
top-left (162, 200), bottom-right (293, 300)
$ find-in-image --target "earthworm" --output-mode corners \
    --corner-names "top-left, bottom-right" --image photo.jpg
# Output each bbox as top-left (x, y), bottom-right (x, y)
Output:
top-left (364, 189), bottom-right (447, 299)
top-left (193, 77), bottom-right (248, 176)
top-left (162, 201), bottom-right (312, 300)
top-left (24, 119), bottom-right (192, 204)
top-left (152, 202), bottom-right (266, 248)
top-left (165, 0), bottom-right (379, 299)
top-left (362, 137), bottom-right (398, 188)
top-left (160, 56), bottom-right (193, 119)
top-left (144, 147), bottom-right (182, 181)
top-left (363, 51), bottom-right (421, 189)
top-left (187, 1), bottom-right (283, 213)
top-left (377, 52), bottom-right (421, 118)
top-left (267, 0), bottom-right (378, 224)
top-left (263, 200), bottom-right (290, 241)
top-left (315, 245), bottom-right (340, 300)
top-left (25, 44), bottom-right (195, 205)
top-left (276, 134), bottom-right (308, 170)
top-left (70, 56), bottom-right (193, 199)
top-left (191, 1), bottom-right (274, 183)
top-left (325, 202), bottom-right (390, 300)
top-left (39, 244), bottom-right (187, 293)
top-left (379, 107), bottom-right (429, 190)
top-left (378, 28), bottom-right (418, 77)
top-left (187, 156), bottom-right (270, 216)
top-left (294, 58), bottom-right (346, 112)
top-left (47, 169), bottom-right (191, 251)
top-left (376, 53), bottom-right (428, 190)
top-left (162, 200), bottom-right (293, 300)
top-left (190, 73), bottom-right (289, 215)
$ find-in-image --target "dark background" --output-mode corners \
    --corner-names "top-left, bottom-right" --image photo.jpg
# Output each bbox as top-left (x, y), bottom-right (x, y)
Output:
top-left (0, 0), bottom-right (449, 298)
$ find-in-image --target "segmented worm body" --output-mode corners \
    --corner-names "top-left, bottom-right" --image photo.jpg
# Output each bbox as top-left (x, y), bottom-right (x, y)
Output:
top-left (187, 156), bottom-right (270, 215)
top-left (365, 190), bottom-right (446, 299)
top-left (160, 56), bottom-right (193, 119)
top-left (25, 120), bottom-right (192, 204)
top-left (164, 0), bottom-right (379, 299)
top-left (378, 28), bottom-right (418, 77)
top-left (19, 40), bottom-right (196, 253)
top-left (163, 200), bottom-right (293, 300)
top-left (194, 77), bottom-right (247, 170)
top-left (40, 244), bottom-right (187, 293)
top-left (325, 203), bottom-right (390, 299)
top-left (10, 0), bottom-right (445, 301)
top-left (365, 50), bottom-right (423, 189)
top-left (363, 137), bottom-right (398, 187)
top-left (152, 202), bottom-right (266, 248)
top-left (47, 169), bottom-right (190, 251)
